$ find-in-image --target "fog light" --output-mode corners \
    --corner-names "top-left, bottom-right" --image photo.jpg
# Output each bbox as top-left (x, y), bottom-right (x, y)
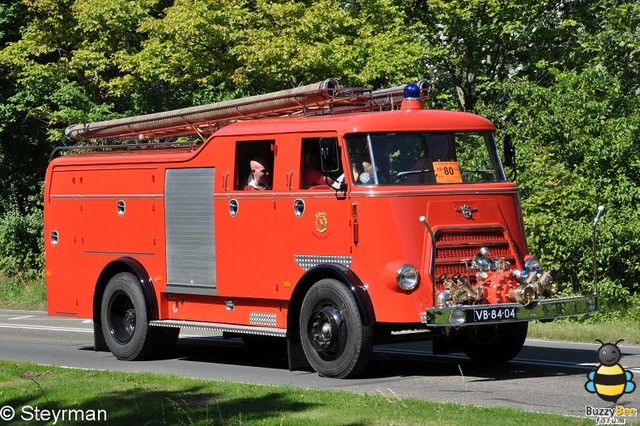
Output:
top-left (397, 264), bottom-right (420, 291)
top-left (450, 309), bottom-right (466, 325)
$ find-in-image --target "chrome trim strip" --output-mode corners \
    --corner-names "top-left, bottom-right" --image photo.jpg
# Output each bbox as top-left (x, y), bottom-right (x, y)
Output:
top-left (49, 193), bottom-right (163, 200)
top-left (149, 319), bottom-right (286, 337)
top-left (83, 251), bottom-right (155, 256)
top-left (423, 295), bottom-right (596, 327)
top-left (347, 186), bottom-right (520, 198)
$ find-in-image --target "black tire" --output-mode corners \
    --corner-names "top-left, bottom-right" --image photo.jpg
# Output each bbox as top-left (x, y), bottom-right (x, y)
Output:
top-left (100, 272), bottom-right (157, 360)
top-left (299, 279), bottom-right (373, 378)
top-left (463, 322), bottom-right (528, 364)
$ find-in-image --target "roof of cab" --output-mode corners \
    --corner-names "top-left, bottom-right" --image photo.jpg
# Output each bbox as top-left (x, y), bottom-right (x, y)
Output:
top-left (213, 108), bottom-right (495, 137)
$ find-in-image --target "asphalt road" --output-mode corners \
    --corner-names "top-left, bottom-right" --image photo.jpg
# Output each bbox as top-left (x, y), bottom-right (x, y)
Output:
top-left (1, 309), bottom-right (639, 421)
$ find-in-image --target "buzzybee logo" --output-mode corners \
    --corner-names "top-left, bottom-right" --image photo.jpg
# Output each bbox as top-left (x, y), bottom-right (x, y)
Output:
top-left (585, 340), bottom-right (636, 403)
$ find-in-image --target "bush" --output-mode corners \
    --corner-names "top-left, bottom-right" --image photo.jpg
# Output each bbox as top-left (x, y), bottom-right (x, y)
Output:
top-left (0, 205), bottom-right (44, 278)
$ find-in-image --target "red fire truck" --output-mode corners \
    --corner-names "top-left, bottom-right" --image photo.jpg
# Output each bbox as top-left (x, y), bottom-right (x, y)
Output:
top-left (44, 79), bottom-right (596, 378)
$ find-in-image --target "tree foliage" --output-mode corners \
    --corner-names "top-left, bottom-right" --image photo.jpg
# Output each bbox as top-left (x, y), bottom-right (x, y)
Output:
top-left (0, 0), bottom-right (638, 309)
top-left (234, 0), bottom-right (429, 91)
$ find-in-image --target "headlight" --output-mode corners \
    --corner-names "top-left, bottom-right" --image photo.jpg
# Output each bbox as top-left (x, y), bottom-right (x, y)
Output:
top-left (397, 264), bottom-right (420, 291)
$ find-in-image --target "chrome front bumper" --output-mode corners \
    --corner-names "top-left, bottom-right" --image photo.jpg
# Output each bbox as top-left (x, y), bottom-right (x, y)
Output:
top-left (423, 294), bottom-right (597, 327)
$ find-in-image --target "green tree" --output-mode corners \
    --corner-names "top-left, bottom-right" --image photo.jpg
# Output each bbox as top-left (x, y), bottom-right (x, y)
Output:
top-left (113, 0), bottom-right (247, 107)
top-left (0, 0), bottom-right (48, 213)
top-left (0, 0), bottom-right (161, 274)
top-left (405, 0), bottom-right (599, 111)
top-left (481, 0), bottom-right (640, 307)
top-left (234, 0), bottom-right (429, 91)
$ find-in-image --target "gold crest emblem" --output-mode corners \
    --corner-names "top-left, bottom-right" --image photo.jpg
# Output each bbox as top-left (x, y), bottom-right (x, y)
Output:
top-left (315, 212), bottom-right (328, 233)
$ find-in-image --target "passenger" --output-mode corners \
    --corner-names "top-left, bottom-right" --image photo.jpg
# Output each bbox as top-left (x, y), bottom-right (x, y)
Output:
top-left (245, 158), bottom-right (271, 190)
top-left (351, 161), bottom-right (375, 184)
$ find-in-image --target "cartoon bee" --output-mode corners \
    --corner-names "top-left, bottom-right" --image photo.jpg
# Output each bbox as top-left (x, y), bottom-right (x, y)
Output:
top-left (585, 339), bottom-right (636, 403)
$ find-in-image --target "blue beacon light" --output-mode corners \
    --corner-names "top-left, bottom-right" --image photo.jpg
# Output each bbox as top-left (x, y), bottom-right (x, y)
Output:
top-left (401, 83), bottom-right (423, 110)
top-left (403, 83), bottom-right (421, 100)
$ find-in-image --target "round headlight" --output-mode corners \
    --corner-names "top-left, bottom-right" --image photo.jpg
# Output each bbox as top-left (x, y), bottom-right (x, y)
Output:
top-left (397, 264), bottom-right (420, 291)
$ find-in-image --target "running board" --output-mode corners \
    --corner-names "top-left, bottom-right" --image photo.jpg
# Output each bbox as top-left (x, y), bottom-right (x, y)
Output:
top-left (149, 319), bottom-right (287, 337)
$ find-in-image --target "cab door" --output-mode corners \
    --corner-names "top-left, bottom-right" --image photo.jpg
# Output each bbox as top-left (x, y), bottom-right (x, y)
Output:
top-left (214, 138), bottom-right (278, 299)
top-left (273, 133), bottom-right (354, 293)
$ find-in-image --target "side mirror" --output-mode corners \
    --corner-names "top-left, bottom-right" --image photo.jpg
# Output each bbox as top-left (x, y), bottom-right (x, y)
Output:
top-left (503, 134), bottom-right (516, 180)
top-left (319, 137), bottom-right (341, 173)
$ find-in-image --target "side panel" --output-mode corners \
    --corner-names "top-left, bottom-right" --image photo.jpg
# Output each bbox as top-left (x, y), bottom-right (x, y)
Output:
top-left (79, 168), bottom-right (158, 255)
top-left (164, 168), bottom-right (216, 295)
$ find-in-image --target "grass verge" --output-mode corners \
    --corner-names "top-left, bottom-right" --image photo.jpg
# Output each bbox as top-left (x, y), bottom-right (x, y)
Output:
top-left (0, 273), bottom-right (45, 311)
top-left (529, 317), bottom-right (640, 345)
top-left (0, 360), bottom-right (592, 425)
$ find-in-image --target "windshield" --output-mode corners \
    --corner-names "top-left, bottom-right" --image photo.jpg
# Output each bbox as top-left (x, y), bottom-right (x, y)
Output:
top-left (345, 132), bottom-right (505, 186)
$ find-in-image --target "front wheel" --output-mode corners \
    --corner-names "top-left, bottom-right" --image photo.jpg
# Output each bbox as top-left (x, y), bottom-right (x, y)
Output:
top-left (299, 279), bottom-right (373, 378)
top-left (463, 322), bottom-right (528, 364)
top-left (101, 272), bottom-right (157, 360)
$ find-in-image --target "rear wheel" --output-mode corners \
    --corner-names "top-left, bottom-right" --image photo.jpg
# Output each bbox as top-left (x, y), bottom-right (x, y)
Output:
top-left (101, 272), bottom-right (157, 360)
top-left (463, 322), bottom-right (528, 364)
top-left (299, 279), bottom-right (372, 378)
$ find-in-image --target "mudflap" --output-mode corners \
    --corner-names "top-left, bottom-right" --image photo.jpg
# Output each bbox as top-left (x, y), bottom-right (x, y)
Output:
top-left (93, 320), bottom-right (108, 352)
top-left (287, 338), bottom-right (313, 372)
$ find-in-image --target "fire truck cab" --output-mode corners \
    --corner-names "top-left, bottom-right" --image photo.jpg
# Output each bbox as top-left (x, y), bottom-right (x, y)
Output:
top-left (44, 80), bottom-right (595, 378)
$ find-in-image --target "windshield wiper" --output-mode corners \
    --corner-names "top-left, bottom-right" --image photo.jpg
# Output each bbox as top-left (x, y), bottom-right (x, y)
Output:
top-left (397, 169), bottom-right (433, 177)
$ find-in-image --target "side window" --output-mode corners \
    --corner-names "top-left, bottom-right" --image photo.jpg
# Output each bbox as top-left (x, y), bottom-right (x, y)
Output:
top-left (234, 140), bottom-right (274, 190)
top-left (301, 137), bottom-right (342, 189)
top-left (346, 135), bottom-right (374, 185)
top-left (301, 138), bottom-right (324, 188)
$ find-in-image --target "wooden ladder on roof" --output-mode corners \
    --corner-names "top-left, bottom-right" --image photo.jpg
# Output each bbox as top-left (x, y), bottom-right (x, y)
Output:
top-left (64, 79), bottom-right (431, 142)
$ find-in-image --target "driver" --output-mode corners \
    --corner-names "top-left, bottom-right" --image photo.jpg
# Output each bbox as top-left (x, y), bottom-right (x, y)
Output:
top-left (303, 150), bottom-right (334, 187)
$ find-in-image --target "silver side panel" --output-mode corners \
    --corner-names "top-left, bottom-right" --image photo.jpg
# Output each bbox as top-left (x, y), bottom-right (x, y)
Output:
top-left (164, 168), bottom-right (217, 295)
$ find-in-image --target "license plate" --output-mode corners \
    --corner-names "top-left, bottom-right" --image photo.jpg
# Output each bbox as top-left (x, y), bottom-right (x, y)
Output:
top-left (471, 306), bottom-right (518, 323)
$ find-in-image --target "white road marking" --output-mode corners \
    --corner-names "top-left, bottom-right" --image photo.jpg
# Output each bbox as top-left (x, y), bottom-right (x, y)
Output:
top-left (0, 323), bottom-right (93, 333)
top-left (9, 315), bottom-right (35, 320)
top-left (0, 322), bottom-right (205, 338)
